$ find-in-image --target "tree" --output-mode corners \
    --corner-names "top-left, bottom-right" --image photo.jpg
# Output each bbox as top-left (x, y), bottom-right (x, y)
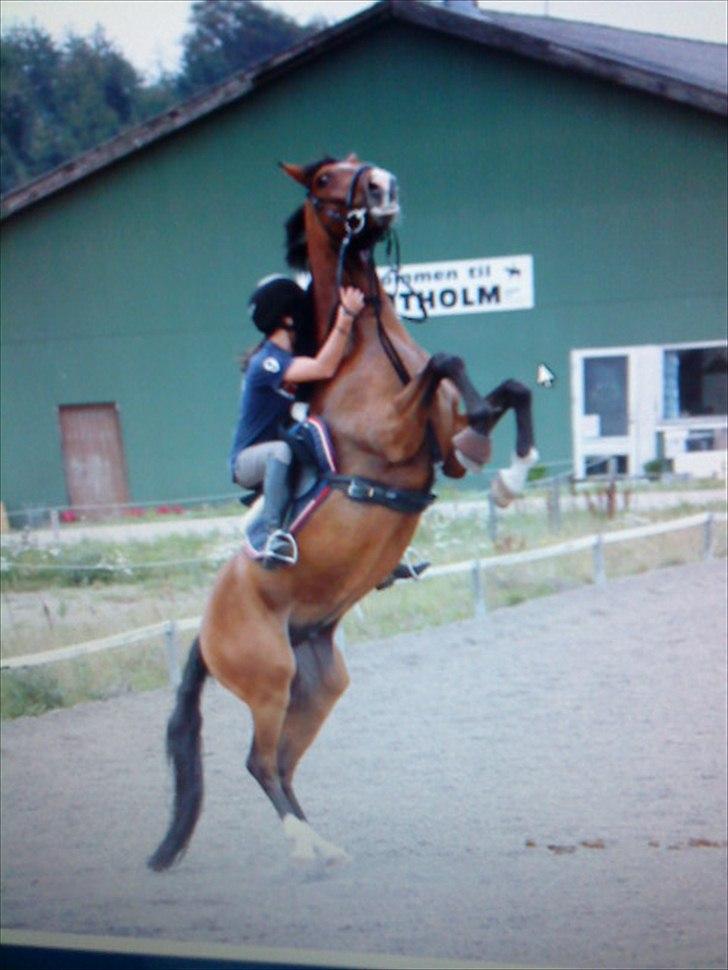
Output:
top-left (0, 3), bottom-right (329, 196)
top-left (1, 25), bottom-right (177, 195)
top-left (177, 0), bottom-right (317, 97)
top-left (0, 26), bottom-right (63, 192)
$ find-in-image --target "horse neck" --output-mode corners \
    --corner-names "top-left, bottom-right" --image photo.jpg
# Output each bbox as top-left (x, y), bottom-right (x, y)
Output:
top-left (304, 209), bottom-right (381, 345)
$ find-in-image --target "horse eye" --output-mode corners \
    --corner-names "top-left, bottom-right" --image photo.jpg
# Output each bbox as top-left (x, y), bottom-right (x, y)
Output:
top-left (316, 174), bottom-right (330, 188)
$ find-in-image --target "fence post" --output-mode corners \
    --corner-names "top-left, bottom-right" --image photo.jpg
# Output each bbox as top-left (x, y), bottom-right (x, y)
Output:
top-left (164, 621), bottom-right (181, 689)
top-left (548, 477), bottom-right (562, 533)
top-left (471, 559), bottom-right (487, 618)
top-left (702, 513), bottom-right (714, 560)
top-left (592, 534), bottom-right (606, 585)
top-left (488, 491), bottom-right (498, 543)
top-left (50, 508), bottom-right (60, 543)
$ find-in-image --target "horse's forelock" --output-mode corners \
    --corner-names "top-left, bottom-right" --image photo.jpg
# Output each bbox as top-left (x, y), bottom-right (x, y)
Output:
top-left (302, 156), bottom-right (338, 183)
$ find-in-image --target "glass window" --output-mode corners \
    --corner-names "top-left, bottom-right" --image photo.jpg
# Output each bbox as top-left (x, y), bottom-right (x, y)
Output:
top-left (583, 356), bottom-right (628, 436)
top-left (663, 347), bottom-right (727, 419)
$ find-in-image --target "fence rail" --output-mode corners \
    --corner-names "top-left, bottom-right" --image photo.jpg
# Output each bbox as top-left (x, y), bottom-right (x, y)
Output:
top-left (2, 512), bottom-right (725, 679)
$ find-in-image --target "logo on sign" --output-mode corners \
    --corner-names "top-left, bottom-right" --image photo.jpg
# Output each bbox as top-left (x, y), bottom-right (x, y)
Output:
top-left (380, 255), bottom-right (534, 318)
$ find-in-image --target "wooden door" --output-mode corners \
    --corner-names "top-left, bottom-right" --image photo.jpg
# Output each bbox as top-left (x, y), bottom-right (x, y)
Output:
top-left (58, 403), bottom-right (129, 513)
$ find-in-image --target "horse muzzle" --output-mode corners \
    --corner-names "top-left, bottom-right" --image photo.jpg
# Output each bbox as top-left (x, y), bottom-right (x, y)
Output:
top-left (366, 168), bottom-right (400, 225)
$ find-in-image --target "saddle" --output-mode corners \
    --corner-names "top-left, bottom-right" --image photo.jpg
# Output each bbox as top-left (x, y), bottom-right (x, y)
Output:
top-left (243, 417), bottom-right (436, 561)
top-left (243, 417), bottom-right (337, 561)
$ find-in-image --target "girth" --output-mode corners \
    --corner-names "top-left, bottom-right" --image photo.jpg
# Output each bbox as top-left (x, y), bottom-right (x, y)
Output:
top-left (325, 473), bottom-right (436, 514)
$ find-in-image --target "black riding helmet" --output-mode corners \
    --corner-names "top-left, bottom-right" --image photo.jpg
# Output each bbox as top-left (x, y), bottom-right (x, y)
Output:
top-left (248, 275), bottom-right (308, 335)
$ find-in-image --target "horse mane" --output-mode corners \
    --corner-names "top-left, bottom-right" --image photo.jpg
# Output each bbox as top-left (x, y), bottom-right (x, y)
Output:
top-left (284, 156), bottom-right (337, 271)
top-left (285, 206), bottom-right (308, 271)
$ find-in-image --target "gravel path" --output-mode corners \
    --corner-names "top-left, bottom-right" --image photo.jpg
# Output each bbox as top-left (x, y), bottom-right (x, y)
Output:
top-left (1, 560), bottom-right (726, 969)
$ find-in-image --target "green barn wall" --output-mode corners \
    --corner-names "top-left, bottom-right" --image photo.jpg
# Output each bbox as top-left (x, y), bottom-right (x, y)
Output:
top-left (1, 21), bottom-right (726, 513)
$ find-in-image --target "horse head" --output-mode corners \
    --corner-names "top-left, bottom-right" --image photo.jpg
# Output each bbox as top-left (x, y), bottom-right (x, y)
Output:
top-left (281, 154), bottom-right (399, 263)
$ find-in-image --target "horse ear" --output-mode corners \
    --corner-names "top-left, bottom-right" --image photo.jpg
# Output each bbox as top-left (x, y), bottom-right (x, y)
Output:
top-left (345, 153), bottom-right (360, 164)
top-left (279, 162), bottom-right (310, 187)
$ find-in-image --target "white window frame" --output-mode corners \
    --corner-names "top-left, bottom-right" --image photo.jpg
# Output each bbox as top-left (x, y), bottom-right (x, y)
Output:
top-left (571, 339), bottom-right (727, 478)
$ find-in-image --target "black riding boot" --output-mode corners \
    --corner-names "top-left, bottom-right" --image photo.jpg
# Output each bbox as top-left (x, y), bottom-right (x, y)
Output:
top-left (260, 457), bottom-right (297, 569)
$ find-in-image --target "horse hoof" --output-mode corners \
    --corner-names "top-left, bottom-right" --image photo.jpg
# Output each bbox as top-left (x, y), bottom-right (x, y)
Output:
top-left (452, 427), bottom-right (491, 472)
top-left (491, 448), bottom-right (539, 507)
top-left (283, 815), bottom-right (349, 866)
top-left (291, 845), bottom-right (317, 864)
top-left (322, 844), bottom-right (351, 867)
top-left (490, 472), bottom-right (517, 509)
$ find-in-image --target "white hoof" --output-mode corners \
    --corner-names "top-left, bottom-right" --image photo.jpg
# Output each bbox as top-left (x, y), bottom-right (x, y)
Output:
top-left (282, 814), bottom-right (350, 866)
top-left (491, 448), bottom-right (539, 508)
top-left (318, 839), bottom-right (351, 867)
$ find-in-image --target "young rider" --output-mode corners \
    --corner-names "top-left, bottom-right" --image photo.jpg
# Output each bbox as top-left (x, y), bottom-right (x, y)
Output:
top-left (230, 275), bottom-right (364, 568)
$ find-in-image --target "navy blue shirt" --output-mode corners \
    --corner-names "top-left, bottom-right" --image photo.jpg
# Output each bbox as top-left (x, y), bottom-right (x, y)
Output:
top-left (229, 341), bottom-right (295, 476)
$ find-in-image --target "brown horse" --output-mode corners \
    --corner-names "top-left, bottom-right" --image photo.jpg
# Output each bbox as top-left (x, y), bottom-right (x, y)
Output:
top-left (148, 154), bottom-right (536, 869)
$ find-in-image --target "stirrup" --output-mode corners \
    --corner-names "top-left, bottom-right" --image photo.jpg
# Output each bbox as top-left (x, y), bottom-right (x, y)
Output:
top-left (262, 529), bottom-right (298, 567)
top-left (376, 558), bottom-right (430, 590)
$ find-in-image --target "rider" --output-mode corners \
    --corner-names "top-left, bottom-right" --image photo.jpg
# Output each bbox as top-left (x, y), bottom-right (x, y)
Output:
top-left (230, 275), bottom-right (364, 568)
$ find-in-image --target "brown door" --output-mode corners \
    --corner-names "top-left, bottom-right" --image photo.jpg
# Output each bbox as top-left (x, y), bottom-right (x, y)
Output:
top-left (58, 403), bottom-right (129, 514)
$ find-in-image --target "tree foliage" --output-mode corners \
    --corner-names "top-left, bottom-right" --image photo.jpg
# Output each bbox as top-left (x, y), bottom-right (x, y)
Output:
top-left (178, 0), bottom-right (318, 97)
top-left (1, 2), bottom-right (325, 196)
top-left (0, 24), bottom-right (175, 194)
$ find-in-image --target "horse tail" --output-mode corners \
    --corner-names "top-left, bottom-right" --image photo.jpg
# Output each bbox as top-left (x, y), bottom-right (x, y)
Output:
top-left (147, 637), bottom-right (208, 871)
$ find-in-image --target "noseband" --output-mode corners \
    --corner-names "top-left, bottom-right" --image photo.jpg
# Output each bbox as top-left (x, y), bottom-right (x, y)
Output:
top-left (307, 164), bottom-right (372, 242)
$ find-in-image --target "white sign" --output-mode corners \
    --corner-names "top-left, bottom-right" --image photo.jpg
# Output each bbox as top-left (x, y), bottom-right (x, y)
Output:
top-left (379, 254), bottom-right (534, 318)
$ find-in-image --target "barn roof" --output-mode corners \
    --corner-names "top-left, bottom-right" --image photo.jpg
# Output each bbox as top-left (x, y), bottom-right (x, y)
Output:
top-left (2, 0), bottom-right (726, 220)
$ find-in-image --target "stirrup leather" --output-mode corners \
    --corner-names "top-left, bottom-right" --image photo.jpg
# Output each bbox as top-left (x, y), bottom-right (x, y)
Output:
top-left (263, 529), bottom-right (299, 566)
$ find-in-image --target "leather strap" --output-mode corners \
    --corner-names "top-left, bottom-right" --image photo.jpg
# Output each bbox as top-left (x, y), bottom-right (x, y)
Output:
top-left (325, 474), bottom-right (436, 514)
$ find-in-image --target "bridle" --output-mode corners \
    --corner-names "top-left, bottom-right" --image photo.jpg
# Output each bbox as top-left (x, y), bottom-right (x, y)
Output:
top-left (307, 163), bottom-right (372, 245)
top-left (307, 163), bottom-right (413, 386)
top-left (307, 162), bottom-right (441, 464)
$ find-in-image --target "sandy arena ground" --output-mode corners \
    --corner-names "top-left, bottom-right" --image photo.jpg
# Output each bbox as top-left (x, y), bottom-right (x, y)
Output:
top-left (1, 559), bottom-right (726, 969)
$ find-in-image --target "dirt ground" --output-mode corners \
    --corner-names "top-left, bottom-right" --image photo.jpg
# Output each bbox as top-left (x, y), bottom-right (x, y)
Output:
top-left (1, 560), bottom-right (726, 969)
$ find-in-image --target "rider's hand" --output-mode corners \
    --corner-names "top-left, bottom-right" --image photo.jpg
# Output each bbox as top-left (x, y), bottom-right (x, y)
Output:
top-left (339, 287), bottom-right (365, 320)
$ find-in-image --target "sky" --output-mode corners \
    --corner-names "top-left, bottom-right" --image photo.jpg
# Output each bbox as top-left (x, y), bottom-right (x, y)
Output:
top-left (1, 0), bottom-right (726, 80)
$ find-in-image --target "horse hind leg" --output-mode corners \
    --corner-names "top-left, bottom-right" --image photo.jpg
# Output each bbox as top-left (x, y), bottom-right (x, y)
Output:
top-left (243, 648), bottom-right (301, 823)
top-left (275, 627), bottom-right (351, 865)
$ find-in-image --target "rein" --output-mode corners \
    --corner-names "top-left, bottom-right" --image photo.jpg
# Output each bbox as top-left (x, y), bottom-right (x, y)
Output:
top-left (306, 162), bottom-right (442, 481)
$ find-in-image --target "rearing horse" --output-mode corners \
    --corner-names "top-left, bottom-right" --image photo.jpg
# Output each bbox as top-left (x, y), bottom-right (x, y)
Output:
top-left (148, 154), bottom-right (536, 869)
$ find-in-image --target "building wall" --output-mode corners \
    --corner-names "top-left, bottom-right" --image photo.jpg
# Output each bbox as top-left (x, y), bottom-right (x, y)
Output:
top-left (1, 20), bottom-right (726, 513)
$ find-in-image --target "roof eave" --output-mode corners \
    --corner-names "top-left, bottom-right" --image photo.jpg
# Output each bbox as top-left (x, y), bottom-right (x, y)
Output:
top-left (2, 0), bottom-right (725, 221)
top-left (0, 1), bottom-right (392, 221)
top-left (394, 0), bottom-right (727, 116)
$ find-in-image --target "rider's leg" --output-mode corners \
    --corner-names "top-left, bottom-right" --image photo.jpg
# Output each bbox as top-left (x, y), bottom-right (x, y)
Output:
top-left (233, 441), bottom-right (297, 566)
top-left (260, 450), bottom-right (298, 566)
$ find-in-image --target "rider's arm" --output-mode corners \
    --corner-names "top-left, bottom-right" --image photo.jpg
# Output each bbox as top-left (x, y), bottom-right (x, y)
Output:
top-left (283, 287), bottom-right (364, 383)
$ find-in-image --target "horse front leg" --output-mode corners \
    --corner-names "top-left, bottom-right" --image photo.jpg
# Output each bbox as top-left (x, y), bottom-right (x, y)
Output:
top-left (429, 360), bottom-right (539, 503)
top-left (428, 354), bottom-right (501, 433)
top-left (482, 380), bottom-right (539, 507)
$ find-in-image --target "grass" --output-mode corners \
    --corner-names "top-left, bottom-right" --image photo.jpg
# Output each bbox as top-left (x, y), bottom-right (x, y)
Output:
top-left (1, 491), bottom-right (725, 719)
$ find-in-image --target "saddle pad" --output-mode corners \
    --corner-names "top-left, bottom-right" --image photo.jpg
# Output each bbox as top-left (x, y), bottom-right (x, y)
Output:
top-left (244, 417), bottom-right (337, 560)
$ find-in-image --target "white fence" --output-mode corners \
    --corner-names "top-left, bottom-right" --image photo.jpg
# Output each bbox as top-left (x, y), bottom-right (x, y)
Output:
top-left (2, 512), bottom-right (725, 685)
